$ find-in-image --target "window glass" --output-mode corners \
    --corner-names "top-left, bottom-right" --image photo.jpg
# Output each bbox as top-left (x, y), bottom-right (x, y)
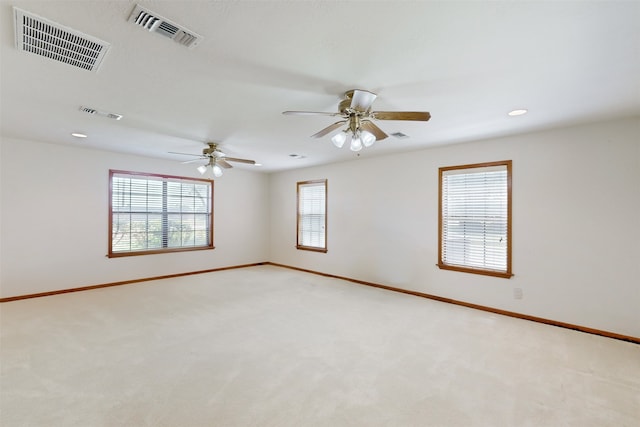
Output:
top-left (109, 170), bottom-right (213, 257)
top-left (439, 161), bottom-right (512, 278)
top-left (297, 180), bottom-right (327, 252)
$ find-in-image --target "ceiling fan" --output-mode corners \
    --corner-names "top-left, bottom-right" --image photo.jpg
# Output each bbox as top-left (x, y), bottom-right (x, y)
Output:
top-left (170, 142), bottom-right (256, 177)
top-left (283, 89), bottom-right (431, 151)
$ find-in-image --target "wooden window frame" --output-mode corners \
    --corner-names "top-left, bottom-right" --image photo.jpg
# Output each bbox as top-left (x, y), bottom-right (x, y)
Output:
top-left (109, 170), bottom-right (214, 257)
top-left (296, 179), bottom-right (328, 253)
top-left (438, 160), bottom-right (513, 278)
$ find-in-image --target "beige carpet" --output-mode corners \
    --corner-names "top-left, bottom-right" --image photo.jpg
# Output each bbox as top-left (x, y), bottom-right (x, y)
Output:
top-left (1, 265), bottom-right (639, 426)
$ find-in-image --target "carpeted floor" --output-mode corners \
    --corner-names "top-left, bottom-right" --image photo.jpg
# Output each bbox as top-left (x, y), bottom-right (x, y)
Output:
top-left (1, 265), bottom-right (639, 426)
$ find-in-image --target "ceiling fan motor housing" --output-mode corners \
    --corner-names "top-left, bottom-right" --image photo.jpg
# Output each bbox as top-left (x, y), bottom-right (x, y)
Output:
top-left (338, 98), bottom-right (351, 114)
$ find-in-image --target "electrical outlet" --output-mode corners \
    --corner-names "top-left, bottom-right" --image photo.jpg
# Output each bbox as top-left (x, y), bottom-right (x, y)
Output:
top-left (514, 288), bottom-right (523, 300)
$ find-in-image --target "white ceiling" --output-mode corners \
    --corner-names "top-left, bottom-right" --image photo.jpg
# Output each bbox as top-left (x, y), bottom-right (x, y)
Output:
top-left (1, 1), bottom-right (639, 172)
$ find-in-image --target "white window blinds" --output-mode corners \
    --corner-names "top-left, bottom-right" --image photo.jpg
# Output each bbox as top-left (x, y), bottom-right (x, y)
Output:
top-left (109, 170), bottom-right (213, 256)
top-left (297, 180), bottom-right (327, 252)
top-left (439, 161), bottom-right (512, 277)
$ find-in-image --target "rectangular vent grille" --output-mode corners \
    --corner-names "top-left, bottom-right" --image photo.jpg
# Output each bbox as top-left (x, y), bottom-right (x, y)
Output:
top-left (128, 5), bottom-right (203, 49)
top-left (13, 7), bottom-right (110, 72)
top-left (79, 106), bottom-right (123, 120)
top-left (157, 21), bottom-right (179, 37)
top-left (391, 132), bottom-right (409, 139)
top-left (79, 106), bottom-right (97, 114)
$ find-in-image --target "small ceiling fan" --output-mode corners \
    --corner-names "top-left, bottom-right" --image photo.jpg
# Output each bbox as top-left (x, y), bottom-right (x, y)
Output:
top-left (170, 142), bottom-right (256, 177)
top-left (283, 89), bottom-right (431, 151)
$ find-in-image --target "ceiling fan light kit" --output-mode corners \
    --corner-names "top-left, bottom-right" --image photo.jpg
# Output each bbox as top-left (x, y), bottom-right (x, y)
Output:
top-left (283, 89), bottom-right (431, 151)
top-left (197, 159), bottom-right (224, 178)
top-left (331, 129), bottom-right (376, 151)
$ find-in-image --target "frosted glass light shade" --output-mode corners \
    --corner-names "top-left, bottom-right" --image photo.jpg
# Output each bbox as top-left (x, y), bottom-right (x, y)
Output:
top-left (212, 164), bottom-right (224, 177)
top-left (361, 130), bottom-right (376, 147)
top-left (331, 132), bottom-right (347, 148)
top-left (350, 137), bottom-right (363, 152)
top-left (197, 165), bottom-right (208, 175)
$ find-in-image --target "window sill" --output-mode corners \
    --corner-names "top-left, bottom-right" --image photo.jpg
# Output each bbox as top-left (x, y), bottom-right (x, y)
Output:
top-left (437, 263), bottom-right (513, 279)
top-left (108, 245), bottom-right (215, 258)
top-left (296, 245), bottom-right (328, 253)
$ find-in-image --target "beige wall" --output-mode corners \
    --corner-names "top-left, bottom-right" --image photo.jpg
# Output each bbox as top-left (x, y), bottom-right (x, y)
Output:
top-left (0, 137), bottom-right (270, 298)
top-left (269, 117), bottom-right (640, 337)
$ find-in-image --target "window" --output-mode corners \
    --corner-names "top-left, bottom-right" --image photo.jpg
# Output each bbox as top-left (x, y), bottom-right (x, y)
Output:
top-left (297, 179), bottom-right (327, 252)
top-left (109, 170), bottom-right (213, 257)
top-left (438, 160), bottom-right (512, 278)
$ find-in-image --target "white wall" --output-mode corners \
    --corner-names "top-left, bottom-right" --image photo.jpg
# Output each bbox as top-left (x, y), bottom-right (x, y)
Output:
top-left (269, 117), bottom-right (640, 338)
top-left (2, 118), bottom-right (638, 337)
top-left (0, 137), bottom-right (270, 298)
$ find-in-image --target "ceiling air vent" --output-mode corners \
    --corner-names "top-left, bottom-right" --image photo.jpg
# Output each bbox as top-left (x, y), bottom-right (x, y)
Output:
top-left (128, 5), bottom-right (203, 49)
top-left (13, 7), bottom-right (110, 72)
top-left (79, 106), bottom-right (123, 120)
top-left (390, 132), bottom-right (409, 139)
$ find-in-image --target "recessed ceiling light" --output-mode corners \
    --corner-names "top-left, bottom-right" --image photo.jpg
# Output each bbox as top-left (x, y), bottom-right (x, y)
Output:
top-left (71, 132), bottom-right (88, 138)
top-left (508, 109), bottom-right (528, 116)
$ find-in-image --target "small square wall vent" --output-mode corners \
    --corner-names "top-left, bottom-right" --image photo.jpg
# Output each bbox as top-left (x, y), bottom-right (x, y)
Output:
top-left (13, 7), bottom-right (110, 72)
top-left (128, 5), bottom-right (203, 49)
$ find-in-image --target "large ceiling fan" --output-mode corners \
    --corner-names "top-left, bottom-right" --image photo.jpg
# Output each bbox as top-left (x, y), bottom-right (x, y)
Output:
top-left (170, 142), bottom-right (256, 177)
top-left (283, 89), bottom-right (431, 151)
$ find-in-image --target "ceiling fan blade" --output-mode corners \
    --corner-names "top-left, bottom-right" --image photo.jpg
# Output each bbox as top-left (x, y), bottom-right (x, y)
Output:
top-left (311, 120), bottom-right (347, 138)
top-left (360, 120), bottom-right (389, 141)
top-left (224, 157), bottom-right (256, 165)
top-left (217, 159), bottom-right (233, 169)
top-left (372, 111), bottom-right (431, 121)
top-left (350, 89), bottom-right (377, 112)
top-left (169, 151), bottom-right (203, 157)
top-left (181, 158), bottom-right (207, 164)
top-left (282, 111), bottom-right (341, 117)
